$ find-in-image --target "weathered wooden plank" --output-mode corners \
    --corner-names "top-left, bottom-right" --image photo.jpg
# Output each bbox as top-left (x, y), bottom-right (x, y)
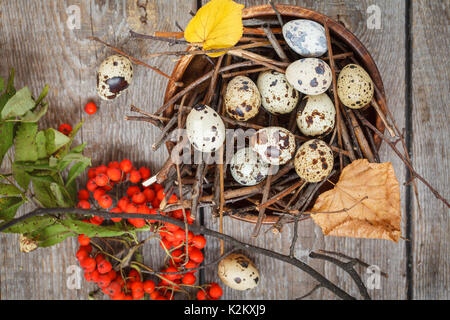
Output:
top-left (411, 0), bottom-right (450, 300)
top-left (0, 0), bottom-right (195, 299)
top-left (201, 0), bottom-right (407, 300)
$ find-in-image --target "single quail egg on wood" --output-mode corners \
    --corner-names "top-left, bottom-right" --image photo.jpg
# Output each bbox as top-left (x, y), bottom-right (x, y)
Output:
top-left (225, 76), bottom-right (261, 121)
top-left (97, 55), bottom-right (133, 100)
top-left (218, 253), bottom-right (260, 291)
top-left (282, 19), bottom-right (328, 57)
top-left (297, 93), bottom-right (336, 137)
top-left (251, 126), bottom-right (296, 165)
top-left (294, 139), bottom-right (334, 183)
top-left (256, 70), bottom-right (300, 115)
top-left (337, 64), bottom-right (374, 109)
top-left (286, 58), bottom-right (332, 95)
top-left (186, 104), bottom-right (225, 153)
top-left (230, 147), bottom-right (270, 186)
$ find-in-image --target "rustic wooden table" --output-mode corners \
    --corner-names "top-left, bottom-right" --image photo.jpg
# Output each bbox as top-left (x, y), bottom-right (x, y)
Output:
top-left (0, 0), bottom-right (448, 300)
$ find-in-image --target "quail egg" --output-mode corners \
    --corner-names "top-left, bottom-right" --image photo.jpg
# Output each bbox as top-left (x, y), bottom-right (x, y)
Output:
top-left (256, 70), bottom-right (300, 115)
top-left (218, 253), bottom-right (260, 291)
top-left (97, 55), bottom-right (133, 100)
top-left (294, 139), bottom-right (334, 182)
top-left (297, 93), bottom-right (335, 136)
top-left (286, 58), bottom-right (332, 95)
top-left (337, 64), bottom-right (374, 109)
top-left (186, 104), bottom-right (225, 153)
top-left (225, 76), bottom-right (261, 121)
top-left (230, 147), bottom-right (270, 186)
top-left (282, 19), bottom-right (328, 57)
top-left (251, 126), bottom-right (296, 165)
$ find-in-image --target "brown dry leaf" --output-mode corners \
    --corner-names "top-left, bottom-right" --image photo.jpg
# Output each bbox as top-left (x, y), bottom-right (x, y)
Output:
top-left (310, 159), bottom-right (401, 242)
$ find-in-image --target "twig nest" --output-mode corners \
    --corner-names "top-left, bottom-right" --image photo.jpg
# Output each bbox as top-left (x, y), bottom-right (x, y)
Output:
top-left (97, 55), bottom-right (133, 100)
top-left (256, 70), bottom-right (300, 115)
top-left (251, 126), bottom-right (296, 165)
top-left (186, 104), bottom-right (225, 153)
top-left (230, 147), bottom-right (270, 186)
top-left (225, 76), bottom-right (261, 121)
top-left (294, 139), bottom-right (334, 182)
top-left (218, 253), bottom-right (260, 291)
top-left (286, 58), bottom-right (332, 95)
top-left (282, 19), bottom-right (328, 57)
top-left (296, 93), bottom-right (336, 136)
top-left (337, 64), bottom-right (374, 109)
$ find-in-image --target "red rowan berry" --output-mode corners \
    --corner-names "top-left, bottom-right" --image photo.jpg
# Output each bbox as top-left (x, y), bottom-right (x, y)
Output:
top-left (84, 102), bottom-right (97, 115)
top-left (108, 161), bottom-right (120, 169)
top-left (128, 269), bottom-right (140, 282)
top-left (78, 234), bottom-right (90, 246)
top-left (128, 218), bottom-right (146, 228)
top-left (208, 284), bottom-right (223, 299)
top-left (153, 183), bottom-right (163, 191)
top-left (87, 168), bottom-right (97, 179)
top-left (81, 257), bottom-right (96, 273)
top-left (110, 207), bottom-right (122, 222)
top-left (184, 260), bottom-right (198, 273)
top-left (93, 188), bottom-right (105, 201)
top-left (80, 244), bottom-right (92, 253)
top-left (120, 159), bottom-right (133, 173)
top-left (168, 194), bottom-right (178, 204)
top-left (107, 269), bottom-right (117, 281)
top-left (90, 216), bottom-right (104, 225)
top-left (182, 273), bottom-right (196, 285)
top-left (192, 235), bottom-right (206, 249)
top-left (97, 274), bottom-right (111, 288)
top-left (160, 239), bottom-right (172, 251)
top-left (174, 229), bottom-right (186, 242)
top-left (131, 192), bottom-right (146, 204)
top-left (111, 292), bottom-right (125, 300)
top-left (97, 259), bottom-right (112, 274)
top-left (143, 280), bottom-right (155, 294)
top-left (95, 254), bottom-right (105, 264)
top-left (117, 197), bottom-right (130, 212)
top-left (77, 200), bottom-right (91, 210)
top-left (151, 198), bottom-right (160, 209)
top-left (84, 271), bottom-right (94, 282)
top-left (131, 281), bottom-right (144, 293)
top-left (139, 167), bottom-right (151, 180)
top-left (98, 194), bottom-right (112, 209)
top-left (95, 165), bottom-right (108, 175)
top-left (126, 186), bottom-right (141, 198)
top-left (171, 249), bottom-right (184, 263)
top-left (156, 189), bottom-right (165, 202)
top-left (129, 170), bottom-right (141, 183)
top-left (58, 123), bottom-right (72, 136)
top-left (86, 179), bottom-right (97, 192)
top-left (104, 281), bottom-right (121, 296)
top-left (164, 222), bottom-right (180, 233)
top-left (91, 270), bottom-right (100, 283)
top-left (150, 291), bottom-right (160, 300)
top-left (106, 167), bottom-right (122, 182)
top-left (143, 188), bottom-right (155, 202)
top-left (125, 203), bottom-right (139, 213)
top-left (94, 173), bottom-right (109, 187)
top-left (189, 247), bottom-right (204, 264)
top-left (197, 290), bottom-right (207, 300)
top-left (77, 189), bottom-right (90, 201)
top-left (164, 267), bottom-right (180, 281)
top-left (76, 248), bottom-right (89, 261)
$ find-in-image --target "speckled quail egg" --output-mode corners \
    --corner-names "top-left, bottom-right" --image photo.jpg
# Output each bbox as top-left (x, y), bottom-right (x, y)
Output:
top-left (337, 64), bottom-right (374, 109)
top-left (218, 253), bottom-right (260, 291)
top-left (230, 147), bottom-right (270, 186)
top-left (294, 139), bottom-right (334, 182)
top-left (251, 126), bottom-right (296, 165)
top-left (282, 19), bottom-right (328, 57)
top-left (297, 93), bottom-right (335, 136)
top-left (256, 70), bottom-right (300, 115)
top-left (225, 76), bottom-right (261, 121)
top-left (286, 58), bottom-right (332, 95)
top-left (97, 55), bottom-right (133, 100)
top-left (186, 104), bottom-right (225, 153)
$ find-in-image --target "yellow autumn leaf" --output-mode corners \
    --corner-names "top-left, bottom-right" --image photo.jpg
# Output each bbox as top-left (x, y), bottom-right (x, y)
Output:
top-left (184, 0), bottom-right (244, 57)
top-left (310, 159), bottom-right (402, 242)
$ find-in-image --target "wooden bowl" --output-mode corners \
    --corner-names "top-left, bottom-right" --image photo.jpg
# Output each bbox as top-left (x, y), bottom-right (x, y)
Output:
top-left (163, 5), bottom-right (387, 225)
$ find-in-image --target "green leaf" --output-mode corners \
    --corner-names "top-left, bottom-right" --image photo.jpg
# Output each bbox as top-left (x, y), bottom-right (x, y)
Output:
top-left (44, 128), bottom-right (70, 155)
top-left (1, 215), bottom-right (55, 233)
top-left (28, 224), bottom-right (75, 247)
top-left (0, 183), bottom-right (22, 196)
top-left (34, 84), bottom-right (49, 106)
top-left (49, 183), bottom-right (71, 207)
top-left (0, 121), bottom-right (14, 166)
top-left (8, 102), bottom-right (48, 123)
top-left (35, 131), bottom-right (47, 159)
top-left (31, 175), bottom-right (57, 208)
top-left (1, 87), bottom-right (35, 120)
top-left (0, 197), bottom-right (24, 221)
top-left (12, 163), bottom-right (31, 190)
top-left (66, 159), bottom-right (90, 187)
top-left (70, 143), bottom-right (87, 154)
top-left (14, 122), bottom-right (38, 162)
top-left (59, 220), bottom-right (129, 238)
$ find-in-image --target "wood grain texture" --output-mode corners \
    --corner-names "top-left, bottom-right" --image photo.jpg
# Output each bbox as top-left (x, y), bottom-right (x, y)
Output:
top-left (0, 0), bottom-right (195, 299)
top-left (201, 0), bottom-right (408, 300)
top-left (411, 0), bottom-right (449, 300)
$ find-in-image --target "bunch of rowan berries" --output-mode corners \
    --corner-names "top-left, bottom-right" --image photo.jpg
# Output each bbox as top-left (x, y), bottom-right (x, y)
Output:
top-left (75, 159), bottom-right (223, 300)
